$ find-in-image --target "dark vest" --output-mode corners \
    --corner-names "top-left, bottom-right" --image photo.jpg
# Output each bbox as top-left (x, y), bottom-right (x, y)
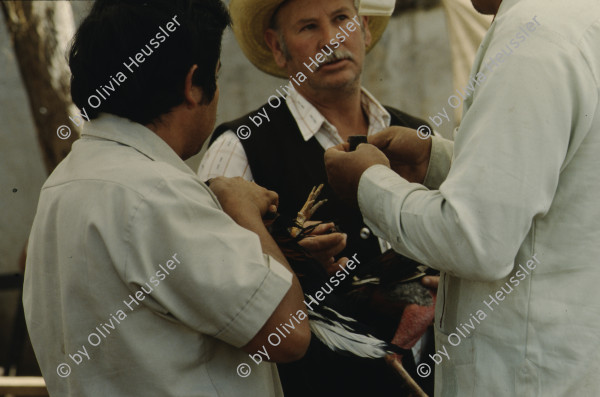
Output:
top-left (211, 102), bottom-right (430, 267)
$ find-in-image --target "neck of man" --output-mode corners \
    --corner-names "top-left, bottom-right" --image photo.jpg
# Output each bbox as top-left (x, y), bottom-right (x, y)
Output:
top-left (145, 110), bottom-right (195, 161)
top-left (296, 80), bottom-right (369, 142)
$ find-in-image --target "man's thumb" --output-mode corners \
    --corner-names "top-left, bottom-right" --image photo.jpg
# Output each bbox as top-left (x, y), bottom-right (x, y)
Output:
top-left (367, 129), bottom-right (392, 149)
top-left (324, 146), bottom-right (345, 162)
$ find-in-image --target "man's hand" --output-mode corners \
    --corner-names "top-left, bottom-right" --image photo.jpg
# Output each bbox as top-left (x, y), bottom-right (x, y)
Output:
top-left (208, 176), bottom-right (278, 220)
top-left (297, 222), bottom-right (347, 267)
top-left (368, 126), bottom-right (433, 183)
top-left (322, 257), bottom-right (350, 275)
top-left (324, 143), bottom-right (390, 205)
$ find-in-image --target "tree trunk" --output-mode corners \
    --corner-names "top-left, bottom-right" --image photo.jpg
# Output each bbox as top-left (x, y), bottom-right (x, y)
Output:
top-left (1, 0), bottom-right (78, 173)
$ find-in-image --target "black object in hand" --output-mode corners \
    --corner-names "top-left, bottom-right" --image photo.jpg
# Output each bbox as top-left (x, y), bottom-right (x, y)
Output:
top-left (348, 135), bottom-right (368, 151)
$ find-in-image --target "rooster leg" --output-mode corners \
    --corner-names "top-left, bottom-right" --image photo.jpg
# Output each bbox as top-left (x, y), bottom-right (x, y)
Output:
top-left (290, 184), bottom-right (327, 237)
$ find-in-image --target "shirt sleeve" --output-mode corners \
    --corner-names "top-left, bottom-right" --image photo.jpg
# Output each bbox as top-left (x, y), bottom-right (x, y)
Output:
top-left (122, 171), bottom-right (291, 347)
top-left (423, 135), bottom-right (454, 190)
top-left (357, 30), bottom-right (597, 281)
top-left (198, 131), bottom-right (254, 182)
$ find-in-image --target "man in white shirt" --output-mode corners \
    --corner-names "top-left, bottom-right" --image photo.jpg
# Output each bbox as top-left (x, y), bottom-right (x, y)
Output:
top-left (23, 1), bottom-right (309, 396)
top-left (325, 0), bottom-right (600, 395)
top-left (199, 0), bottom-right (438, 395)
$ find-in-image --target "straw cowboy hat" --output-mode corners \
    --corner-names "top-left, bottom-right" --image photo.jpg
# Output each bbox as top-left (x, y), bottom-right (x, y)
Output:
top-left (229, 0), bottom-right (391, 78)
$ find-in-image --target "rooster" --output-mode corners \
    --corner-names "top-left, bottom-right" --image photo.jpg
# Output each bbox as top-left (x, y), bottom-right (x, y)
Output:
top-left (267, 183), bottom-right (436, 396)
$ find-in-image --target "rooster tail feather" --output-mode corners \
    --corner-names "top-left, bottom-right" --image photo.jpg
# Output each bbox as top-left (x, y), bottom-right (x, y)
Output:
top-left (308, 306), bottom-right (408, 358)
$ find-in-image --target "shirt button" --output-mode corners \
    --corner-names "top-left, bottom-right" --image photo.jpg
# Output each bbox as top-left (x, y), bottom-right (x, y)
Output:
top-left (360, 227), bottom-right (371, 239)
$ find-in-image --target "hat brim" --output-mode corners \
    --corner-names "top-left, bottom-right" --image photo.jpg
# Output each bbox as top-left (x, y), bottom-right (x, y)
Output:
top-left (229, 0), bottom-right (390, 78)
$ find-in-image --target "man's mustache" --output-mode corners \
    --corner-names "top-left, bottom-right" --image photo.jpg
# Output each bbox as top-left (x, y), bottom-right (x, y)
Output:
top-left (315, 49), bottom-right (354, 71)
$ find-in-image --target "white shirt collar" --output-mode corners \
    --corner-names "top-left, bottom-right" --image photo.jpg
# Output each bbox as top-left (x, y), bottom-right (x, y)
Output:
top-left (284, 85), bottom-right (391, 143)
top-left (81, 113), bottom-right (194, 176)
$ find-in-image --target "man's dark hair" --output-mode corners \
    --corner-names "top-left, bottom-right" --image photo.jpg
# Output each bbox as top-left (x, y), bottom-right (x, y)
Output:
top-left (69, 0), bottom-right (230, 125)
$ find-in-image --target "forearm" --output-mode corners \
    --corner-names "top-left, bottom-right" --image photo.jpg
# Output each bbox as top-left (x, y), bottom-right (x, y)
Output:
top-left (233, 211), bottom-right (310, 361)
top-left (228, 210), bottom-right (289, 267)
top-left (228, 210), bottom-right (305, 310)
top-left (358, 166), bottom-right (518, 281)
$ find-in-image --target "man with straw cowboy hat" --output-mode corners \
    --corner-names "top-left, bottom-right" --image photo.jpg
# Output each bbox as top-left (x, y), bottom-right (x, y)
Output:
top-left (199, 0), bottom-right (436, 395)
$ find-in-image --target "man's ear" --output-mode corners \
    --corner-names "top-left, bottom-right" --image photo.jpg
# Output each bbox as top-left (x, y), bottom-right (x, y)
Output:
top-left (183, 64), bottom-right (203, 107)
top-left (264, 28), bottom-right (288, 68)
top-left (361, 16), bottom-right (372, 48)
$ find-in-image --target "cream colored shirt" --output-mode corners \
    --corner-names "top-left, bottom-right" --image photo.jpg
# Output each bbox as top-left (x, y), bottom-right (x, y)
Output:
top-left (24, 114), bottom-right (292, 396)
top-left (358, 0), bottom-right (600, 395)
